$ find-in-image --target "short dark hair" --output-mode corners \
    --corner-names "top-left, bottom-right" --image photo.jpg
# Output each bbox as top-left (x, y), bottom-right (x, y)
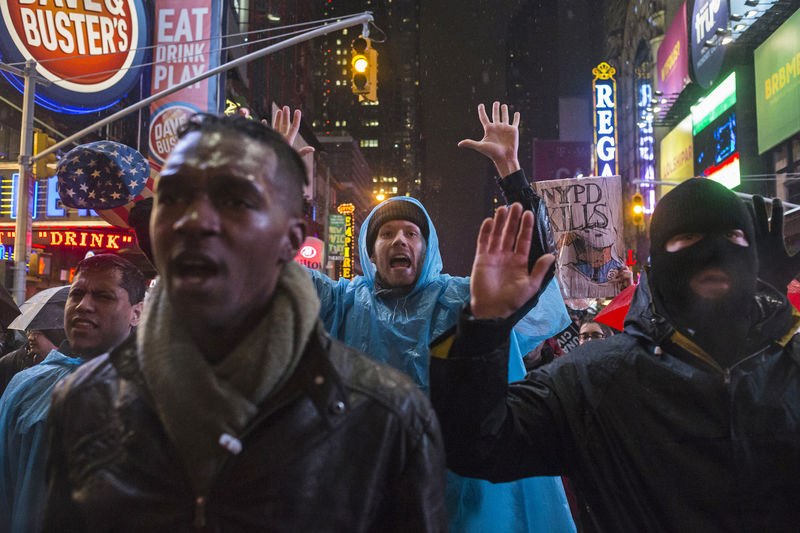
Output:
top-left (75, 254), bottom-right (146, 305)
top-left (178, 113), bottom-right (307, 216)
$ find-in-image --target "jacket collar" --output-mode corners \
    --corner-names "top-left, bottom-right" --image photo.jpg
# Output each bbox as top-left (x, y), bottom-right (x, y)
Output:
top-left (623, 271), bottom-right (798, 369)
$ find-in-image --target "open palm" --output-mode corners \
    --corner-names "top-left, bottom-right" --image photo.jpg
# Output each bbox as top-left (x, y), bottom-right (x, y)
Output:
top-left (458, 102), bottom-right (520, 177)
top-left (470, 203), bottom-right (556, 319)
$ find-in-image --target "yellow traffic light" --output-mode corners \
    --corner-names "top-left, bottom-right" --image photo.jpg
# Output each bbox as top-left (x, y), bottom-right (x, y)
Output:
top-left (632, 192), bottom-right (644, 226)
top-left (33, 131), bottom-right (58, 178)
top-left (351, 36), bottom-right (378, 102)
top-left (353, 56), bottom-right (368, 73)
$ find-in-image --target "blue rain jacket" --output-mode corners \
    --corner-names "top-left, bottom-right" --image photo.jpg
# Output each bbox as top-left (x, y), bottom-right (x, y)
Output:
top-left (0, 350), bottom-right (83, 533)
top-left (310, 196), bottom-right (575, 533)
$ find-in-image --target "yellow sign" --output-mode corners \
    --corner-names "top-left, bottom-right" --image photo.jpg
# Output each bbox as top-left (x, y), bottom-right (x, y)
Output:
top-left (659, 115), bottom-right (693, 196)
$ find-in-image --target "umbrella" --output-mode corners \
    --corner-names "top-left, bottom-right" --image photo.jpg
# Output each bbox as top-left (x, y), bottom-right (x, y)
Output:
top-left (594, 284), bottom-right (637, 332)
top-left (0, 285), bottom-right (21, 329)
top-left (8, 286), bottom-right (70, 332)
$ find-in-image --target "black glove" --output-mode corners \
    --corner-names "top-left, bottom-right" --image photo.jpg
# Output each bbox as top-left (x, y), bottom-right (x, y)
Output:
top-left (752, 195), bottom-right (800, 290)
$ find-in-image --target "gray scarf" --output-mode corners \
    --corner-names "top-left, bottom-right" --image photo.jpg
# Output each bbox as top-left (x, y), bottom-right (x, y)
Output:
top-left (137, 261), bottom-right (320, 496)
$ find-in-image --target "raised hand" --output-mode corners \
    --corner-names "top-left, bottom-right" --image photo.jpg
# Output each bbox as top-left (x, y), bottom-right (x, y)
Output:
top-left (752, 195), bottom-right (800, 290)
top-left (264, 106), bottom-right (315, 157)
top-left (458, 102), bottom-right (521, 177)
top-left (470, 203), bottom-right (556, 319)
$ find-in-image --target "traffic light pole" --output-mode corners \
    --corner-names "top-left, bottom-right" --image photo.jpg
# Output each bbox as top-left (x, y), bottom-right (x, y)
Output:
top-left (14, 60), bottom-right (36, 305)
top-left (27, 12), bottom-right (374, 162)
top-left (1, 12), bottom-right (373, 303)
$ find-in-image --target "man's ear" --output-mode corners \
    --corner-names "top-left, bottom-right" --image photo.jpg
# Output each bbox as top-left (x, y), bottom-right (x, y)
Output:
top-left (129, 301), bottom-right (144, 328)
top-left (279, 217), bottom-right (307, 263)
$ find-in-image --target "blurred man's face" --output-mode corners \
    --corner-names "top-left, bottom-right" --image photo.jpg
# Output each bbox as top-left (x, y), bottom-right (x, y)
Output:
top-left (65, 269), bottom-right (142, 358)
top-left (664, 230), bottom-right (749, 299)
top-left (26, 330), bottom-right (56, 359)
top-left (152, 131), bottom-right (304, 332)
top-left (370, 219), bottom-right (426, 287)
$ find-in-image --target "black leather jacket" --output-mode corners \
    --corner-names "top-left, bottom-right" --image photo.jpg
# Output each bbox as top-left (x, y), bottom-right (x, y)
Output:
top-left (44, 325), bottom-right (447, 532)
top-left (431, 275), bottom-right (800, 532)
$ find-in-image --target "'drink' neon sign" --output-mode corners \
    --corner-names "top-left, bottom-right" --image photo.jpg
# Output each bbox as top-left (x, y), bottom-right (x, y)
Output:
top-left (592, 62), bottom-right (619, 177)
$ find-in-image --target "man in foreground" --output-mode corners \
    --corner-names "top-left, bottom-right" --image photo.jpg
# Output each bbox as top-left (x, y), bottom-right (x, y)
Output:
top-left (0, 254), bottom-right (145, 533)
top-left (431, 178), bottom-right (800, 531)
top-left (44, 114), bottom-right (446, 531)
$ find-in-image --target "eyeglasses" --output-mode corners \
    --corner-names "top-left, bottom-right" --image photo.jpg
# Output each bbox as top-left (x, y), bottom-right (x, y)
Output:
top-left (579, 332), bottom-right (605, 341)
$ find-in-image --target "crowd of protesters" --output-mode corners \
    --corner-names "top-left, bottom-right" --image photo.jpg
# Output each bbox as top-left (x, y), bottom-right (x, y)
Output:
top-left (0, 101), bottom-right (798, 533)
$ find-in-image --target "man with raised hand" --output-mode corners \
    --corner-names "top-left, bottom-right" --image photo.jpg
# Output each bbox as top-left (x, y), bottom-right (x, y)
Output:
top-left (43, 114), bottom-right (446, 532)
top-left (275, 104), bottom-right (575, 533)
top-left (431, 178), bottom-right (800, 532)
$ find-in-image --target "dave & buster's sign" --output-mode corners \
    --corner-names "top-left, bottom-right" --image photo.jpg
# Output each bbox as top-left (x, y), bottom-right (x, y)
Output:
top-left (0, 0), bottom-right (149, 113)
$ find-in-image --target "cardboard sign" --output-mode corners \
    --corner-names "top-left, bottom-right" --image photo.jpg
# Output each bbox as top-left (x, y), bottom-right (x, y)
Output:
top-left (534, 175), bottom-right (625, 300)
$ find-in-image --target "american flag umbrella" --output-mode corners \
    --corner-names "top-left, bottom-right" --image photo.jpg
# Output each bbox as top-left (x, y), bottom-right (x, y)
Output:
top-left (8, 286), bottom-right (70, 332)
top-left (57, 141), bottom-right (154, 228)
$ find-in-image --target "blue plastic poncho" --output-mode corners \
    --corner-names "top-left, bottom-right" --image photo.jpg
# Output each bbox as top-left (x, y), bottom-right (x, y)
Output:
top-left (310, 196), bottom-right (575, 533)
top-left (0, 350), bottom-right (83, 533)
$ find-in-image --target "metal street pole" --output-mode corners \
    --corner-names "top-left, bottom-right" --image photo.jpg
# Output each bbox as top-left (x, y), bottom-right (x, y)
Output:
top-left (13, 60), bottom-right (37, 304)
top-left (27, 12), bottom-right (374, 163)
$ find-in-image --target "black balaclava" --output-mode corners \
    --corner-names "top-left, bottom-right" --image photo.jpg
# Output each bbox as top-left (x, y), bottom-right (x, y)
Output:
top-left (649, 178), bottom-right (758, 366)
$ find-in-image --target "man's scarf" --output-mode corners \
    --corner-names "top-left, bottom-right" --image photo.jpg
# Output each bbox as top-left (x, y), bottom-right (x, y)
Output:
top-left (137, 261), bottom-right (320, 495)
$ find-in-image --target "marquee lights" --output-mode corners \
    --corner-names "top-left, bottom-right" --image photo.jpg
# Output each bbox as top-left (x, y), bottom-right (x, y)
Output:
top-left (0, 229), bottom-right (134, 250)
top-left (592, 62), bottom-right (619, 177)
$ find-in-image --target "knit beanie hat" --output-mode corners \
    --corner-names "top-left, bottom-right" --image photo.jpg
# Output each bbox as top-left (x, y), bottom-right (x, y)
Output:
top-left (649, 178), bottom-right (754, 255)
top-left (366, 200), bottom-right (430, 256)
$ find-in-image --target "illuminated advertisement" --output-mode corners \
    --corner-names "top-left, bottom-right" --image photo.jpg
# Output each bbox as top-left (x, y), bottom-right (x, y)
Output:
top-left (294, 237), bottom-right (324, 270)
top-left (0, 229), bottom-right (134, 251)
top-left (660, 116), bottom-right (694, 196)
top-left (635, 57), bottom-right (655, 213)
top-left (656, 2), bottom-right (690, 100)
top-left (692, 72), bottom-right (739, 189)
top-left (336, 203), bottom-right (355, 279)
top-left (328, 214), bottom-right (346, 261)
top-left (754, 7), bottom-right (800, 154)
top-left (592, 62), bottom-right (618, 177)
top-left (0, 0), bottom-right (149, 113)
top-left (1, 175), bottom-right (99, 221)
top-left (148, 0), bottom-right (224, 168)
top-left (690, 0), bottom-right (729, 88)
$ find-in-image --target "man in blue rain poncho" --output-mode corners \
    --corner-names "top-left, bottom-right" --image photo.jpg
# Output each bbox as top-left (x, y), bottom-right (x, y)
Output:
top-left (302, 102), bottom-right (576, 532)
top-left (0, 255), bottom-right (145, 533)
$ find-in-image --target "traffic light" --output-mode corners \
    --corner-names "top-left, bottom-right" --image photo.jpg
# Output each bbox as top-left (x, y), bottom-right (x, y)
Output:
top-left (632, 192), bottom-right (644, 227)
top-left (33, 131), bottom-right (57, 178)
top-left (351, 36), bottom-right (378, 102)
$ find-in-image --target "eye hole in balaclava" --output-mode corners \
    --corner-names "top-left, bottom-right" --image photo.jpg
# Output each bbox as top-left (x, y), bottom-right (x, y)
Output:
top-left (648, 178), bottom-right (758, 364)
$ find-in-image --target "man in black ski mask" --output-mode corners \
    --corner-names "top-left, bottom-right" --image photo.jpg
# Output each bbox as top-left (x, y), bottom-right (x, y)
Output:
top-left (428, 177), bottom-right (800, 531)
top-left (648, 178), bottom-right (758, 366)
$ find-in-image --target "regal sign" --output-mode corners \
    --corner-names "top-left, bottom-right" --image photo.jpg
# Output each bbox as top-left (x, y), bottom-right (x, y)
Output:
top-left (0, 0), bottom-right (149, 113)
top-left (592, 62), bottom-right (618, 177)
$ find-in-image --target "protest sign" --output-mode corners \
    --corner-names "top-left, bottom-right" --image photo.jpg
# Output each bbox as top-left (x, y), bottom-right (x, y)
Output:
top-left (534, 175), bottom-right (625, 299)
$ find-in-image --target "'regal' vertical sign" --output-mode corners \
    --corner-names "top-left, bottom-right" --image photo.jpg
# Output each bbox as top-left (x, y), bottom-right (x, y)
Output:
top-left (148, 0), bottom-right (223, 169)
top-left (592, 62), bottom-right (618, 177)
top-left (0, 0), bottom-right (149, 113)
